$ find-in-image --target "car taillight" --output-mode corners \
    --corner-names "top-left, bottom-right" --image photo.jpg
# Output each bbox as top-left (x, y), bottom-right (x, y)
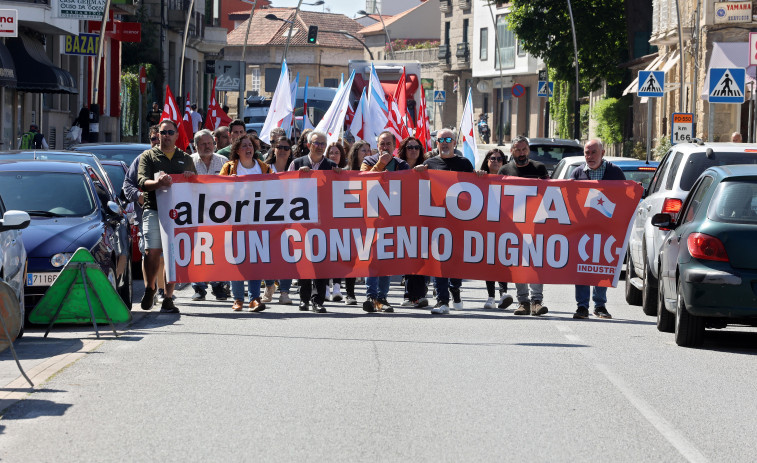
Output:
top-left (687, 233), bottom-right (729, 262)
top-left (661, 198), bottom-right (682, 215)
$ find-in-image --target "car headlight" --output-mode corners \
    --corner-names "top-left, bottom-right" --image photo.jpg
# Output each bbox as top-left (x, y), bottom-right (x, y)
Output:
top-left (51, 253), bottom-right (73, 267)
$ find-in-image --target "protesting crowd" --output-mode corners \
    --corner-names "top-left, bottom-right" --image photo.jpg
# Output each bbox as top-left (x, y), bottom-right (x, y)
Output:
top-left (125, 115), bottom-right (627, 320)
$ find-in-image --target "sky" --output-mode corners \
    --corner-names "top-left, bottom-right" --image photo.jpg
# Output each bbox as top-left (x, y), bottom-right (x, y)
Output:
top-left (269, 1), bottom-right (361, 18)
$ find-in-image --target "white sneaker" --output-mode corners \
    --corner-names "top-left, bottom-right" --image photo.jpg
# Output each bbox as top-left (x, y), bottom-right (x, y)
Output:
top-left (498, 294), bottom-right (514, 309)
top-left (261, 285), bottom-right (275, 303)
top-left (331, 284), bottom-right (343, 302)
top-left (483, 297), bottom-right (496, 309)
top-left (452, 300), bottom-right (464, 310)
top-left (431, 302), bottom-right (450, 314)
top-left (279, 292), bottom-right (292, 305)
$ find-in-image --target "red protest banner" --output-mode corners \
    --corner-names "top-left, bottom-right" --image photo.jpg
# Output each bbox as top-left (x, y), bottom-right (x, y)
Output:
top-left (156, 170), bottom-right (643, 287)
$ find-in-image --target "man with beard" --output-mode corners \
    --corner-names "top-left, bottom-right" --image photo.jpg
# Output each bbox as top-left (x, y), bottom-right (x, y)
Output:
top-left (498, 136), bottom-right (549, 316)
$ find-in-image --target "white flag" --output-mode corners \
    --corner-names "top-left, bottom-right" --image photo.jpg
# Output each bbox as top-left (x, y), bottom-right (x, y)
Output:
top-left (349, 88), bottom-right (367, 142)
top-left (363, 64), bottom-right (390, 149)
top-left (459, 87), bottom-right (479, 168)
top-left (260, 60), bottom-right (293, 145)
top-left (315, 70), bottom-right (355, 146)
top-left (584, 188), bottom-right (616, 218)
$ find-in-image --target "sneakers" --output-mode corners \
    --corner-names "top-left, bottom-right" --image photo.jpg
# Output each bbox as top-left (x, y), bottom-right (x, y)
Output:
top-left (331, 284), bottom-right (343, 302)
top-left (400, 299), bottom-right (415, 307)
top-left (573, 306), bottom-right (590, 319)
top-left (191, 290), bottom-right (206, 301)
top-left (141, 286), bottom-right (157, 310)
top-left (311, 302), bottom-right (327, 313)
top-left (593, 306), bottom-right (612, 319)
top-left (362, 298), bottom-right (377, 313)
top-left (345, 294), bottom-right (358, 305)
top-left (160, 297), bottom-right (180, 314)
top-left (261, 285), bottom-right (275, 303)
top-left (414, 297), bottom-right (429, 308)
top-left (298, 302), bottom-right (310, 311)
top-left (279, 292), bottom-right (292, 305)
top-left (248, 298), bottom-right (266, 312)
top-left (377, 297), bottom-right (393, 313)
top-left (430, 302), bottom-right (450, 314)
top-left (483, 297), bottom-right (497, 309)
top-left (498, 294), bottom-right (514, 309)
top-left (513, 301), bottom-right (530, 315)
top-left (530, 300), bottom-right (548, 316)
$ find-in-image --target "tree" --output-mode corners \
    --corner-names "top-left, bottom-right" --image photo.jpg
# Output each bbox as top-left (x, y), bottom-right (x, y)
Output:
top-left (505, 0), bottom-right (626, 91)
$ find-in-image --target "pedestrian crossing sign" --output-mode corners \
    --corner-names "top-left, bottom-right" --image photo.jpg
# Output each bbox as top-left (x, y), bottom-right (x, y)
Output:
top-left (434, 90), bottom-right (446, 103)
top-left (708, 68), bottom-right (745, 104)
top-left (637, 71), bottom-right (664, 97)
top-left (537, 81), bottom-right (553, 97)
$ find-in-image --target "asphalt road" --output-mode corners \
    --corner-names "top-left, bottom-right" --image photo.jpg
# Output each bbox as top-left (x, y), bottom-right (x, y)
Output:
top-left (1, 278), bottom-right (757, 462)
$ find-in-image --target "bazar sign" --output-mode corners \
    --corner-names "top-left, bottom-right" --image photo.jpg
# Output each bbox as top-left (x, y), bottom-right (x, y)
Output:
top-left (87, 20), bottom-right (141, 43)
top-left (64, 33), bottom-right (100, 56)
top-left (156, 171), bottom-right (643, 287)
top-left (0, 9), bottom-right (17, 38)
top-left (58, 0), bottom-right (106, 20)
top-left (714, 2), bottom-right (752, 24)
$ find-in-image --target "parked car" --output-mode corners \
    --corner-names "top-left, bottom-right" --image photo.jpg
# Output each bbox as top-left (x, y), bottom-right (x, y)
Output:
top-left (73, 142), bottom-right (150, 166)
top-left (652, 165), bottom-right (757, 346)
top-left (0, 195), bottom-right (30, 335)
top-left (626, 142), bottom-right (757, 315)
top-left (100, 159), bottom-right (141, 278)
top-left (551, 155), bottom-right (659, 190)
top-left (0, 160), bottom-right (133, 316)
top-left (525, 137), bottom-right (583, 175)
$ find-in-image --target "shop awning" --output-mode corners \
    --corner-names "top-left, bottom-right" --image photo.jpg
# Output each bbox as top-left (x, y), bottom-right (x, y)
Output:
top-left (0, 42), bottom-right (16, 88)
top-left (701, 42), bottom-right (756, 100)
top-left (5, 35), bottom-right (77, 94)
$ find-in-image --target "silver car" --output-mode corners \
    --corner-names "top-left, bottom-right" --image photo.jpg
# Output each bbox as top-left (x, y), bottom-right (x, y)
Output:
top-left (0, 195), bottom-right (31, 335)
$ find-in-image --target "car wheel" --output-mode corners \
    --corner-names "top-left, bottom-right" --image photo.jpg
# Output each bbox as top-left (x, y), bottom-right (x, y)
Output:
top-left (625, 254), bottom-right (642, 305)
top-left (118, 259), bottom-right (133, 308)
top-left (674, 280), bottom-right (704, 347)
top-left (656, 277), bottom-right (675, 333)
top-left (642, 258), bottom-right (658, 316)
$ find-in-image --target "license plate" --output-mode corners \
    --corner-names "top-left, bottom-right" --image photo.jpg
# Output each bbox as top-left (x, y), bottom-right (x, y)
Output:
top-left (26, 272), bottom-right (59, 287)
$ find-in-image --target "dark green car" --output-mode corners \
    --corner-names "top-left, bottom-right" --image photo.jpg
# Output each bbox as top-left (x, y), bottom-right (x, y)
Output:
top-left (652, 165), bottom-right (757, 347)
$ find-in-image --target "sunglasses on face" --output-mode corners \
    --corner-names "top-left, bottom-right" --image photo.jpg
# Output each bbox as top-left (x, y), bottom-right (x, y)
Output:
top-left (406, 145), bottom-right (422, 150)
top-left (159, 130), bottom-right (176, 136)
top-left (489, 156), bottom-right (504, 162)
top-left (150, 137), bottom-right (159, 142)
top-left (438, 137), bottom-right (454, 143)
top-left (276, 145), bottom-right (291, 151)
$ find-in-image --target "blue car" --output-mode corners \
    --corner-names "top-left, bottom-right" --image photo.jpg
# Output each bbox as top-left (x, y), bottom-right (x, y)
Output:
top-left (0, 160), bottom-right (133, 317)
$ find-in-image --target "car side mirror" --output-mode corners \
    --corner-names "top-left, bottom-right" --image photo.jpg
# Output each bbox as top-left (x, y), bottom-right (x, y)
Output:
top-left (0, 210), bottom-right (31, 231)
top-left (651, 212), bottom-right (675, 230)
top-left (106, 201), bottom-right (122, 217)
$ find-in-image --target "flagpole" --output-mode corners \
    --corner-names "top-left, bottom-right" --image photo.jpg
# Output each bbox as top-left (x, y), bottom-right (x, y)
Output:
top-left (240, 0), bottom-right (259, 120)
top-left (178, 0), bottom-right (196, 101)
top-left (455, 87), bottom-right (471, 146)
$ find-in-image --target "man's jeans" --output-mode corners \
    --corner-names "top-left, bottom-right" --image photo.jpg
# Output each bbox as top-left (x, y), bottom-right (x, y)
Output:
top-left (192, 281), bottom-right (225, 295)
top-left (231, 280), bottom-right (262, 302)
top-left (434, 277), bottom-right (462, 304)
top-left (515, 283), bottom-right (543, 303)
top-left (575, 285), bottom-right (607, 309)
top-left (366, 276), bottom-right (390, 299)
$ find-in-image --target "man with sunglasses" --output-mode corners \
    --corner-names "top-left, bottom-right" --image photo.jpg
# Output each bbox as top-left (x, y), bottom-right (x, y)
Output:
top-left (416, 128), bottom-right (474, 314)
top-left (138, 119), bottom-right (197, 313)
top-left (359, 131), bottom-right (410, 313)
top-left (498, 135), bottom-right (549, 316)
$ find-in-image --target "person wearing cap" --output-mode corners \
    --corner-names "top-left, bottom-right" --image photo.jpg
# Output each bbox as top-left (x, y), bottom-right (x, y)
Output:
top-left (19, 124), bottom-right (48, 149)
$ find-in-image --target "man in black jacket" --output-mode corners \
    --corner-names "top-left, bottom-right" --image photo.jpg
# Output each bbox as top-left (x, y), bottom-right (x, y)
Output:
top-left (570, 139), bottom-right (626, 319)
top-left (288, 131), bottom-right (340, 313)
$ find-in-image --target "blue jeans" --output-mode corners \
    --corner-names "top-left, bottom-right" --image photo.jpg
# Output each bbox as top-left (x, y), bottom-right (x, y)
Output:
top-left (264, 279), bottom-right (292, 292)
top-left (366, 276), bottom-right (390, 299)
top-left (575, 285), bottom-right (607, 309)
top-left (231, 280), bottom-right (262, 302)
top-left (434, 277), bottom-right (462, 304)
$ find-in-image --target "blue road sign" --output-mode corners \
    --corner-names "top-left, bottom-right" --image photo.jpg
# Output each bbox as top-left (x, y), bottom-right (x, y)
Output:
top-left (537, 81), bottom-right (553, 97)
top-left (708, 68), bottom-right (745, 104)
top-left (638, 71), bottom-right (664, 97)
top-left (434, 90), bottom-right (446, 103)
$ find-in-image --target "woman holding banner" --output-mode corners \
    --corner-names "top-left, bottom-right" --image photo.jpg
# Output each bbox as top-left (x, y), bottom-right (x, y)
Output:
top-left (220, 134), bottom-right (271, 312)
top-left (346, 141), bottom-right (372, 171)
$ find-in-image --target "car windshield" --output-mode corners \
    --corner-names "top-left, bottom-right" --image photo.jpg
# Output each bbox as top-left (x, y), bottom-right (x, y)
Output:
top-left (102, 164), bottom-right (126, 195)
top-left (0, 171), bottom-right (96, 217)
top-left (624, 170), bottom-right (657, 190)
top-left (709, 179), bottom-right (757, 223)
top-left (529, 145), bottom-right (583, 165)
top-left (680, 152), bottom-right (757, 191)
top-left (77, 147), bottom-right (145, 165)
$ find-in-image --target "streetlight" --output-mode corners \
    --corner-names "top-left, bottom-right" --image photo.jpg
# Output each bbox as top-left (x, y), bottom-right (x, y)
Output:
top-left (357, 9), bottom-right (394, 60)
top-left (266, 14), bottom-right (373, 60)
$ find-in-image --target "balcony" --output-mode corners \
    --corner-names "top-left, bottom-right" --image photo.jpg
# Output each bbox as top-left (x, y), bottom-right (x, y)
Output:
top-left (438, 44), bottom-right (450, 64)
top-left (379, 47), bottom-right (439, 63)
top-left (458, 0), bottom-right (471, 9)
top-left (440, 0), bottom-right (451, 13)
top-left (456, 42), bottom-right (469, 62)
top-left (193, 26), bottom-right (227, 54)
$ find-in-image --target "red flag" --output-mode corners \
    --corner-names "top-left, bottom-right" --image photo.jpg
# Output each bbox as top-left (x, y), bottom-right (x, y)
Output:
top-left (205, 77), bottom-right (232, 131)
top-left (393, 68), bottom-right (407, 116)
top-left (182, 93), bottom-right (194, 139)
top-left (160, 86), bottom-right (191, 151)
top-left (416, 86), bottom-right (432, 151)
top-left (345, 101), bottom-right (355, 127)
top-left (386, 93), bottom-right (409, 141)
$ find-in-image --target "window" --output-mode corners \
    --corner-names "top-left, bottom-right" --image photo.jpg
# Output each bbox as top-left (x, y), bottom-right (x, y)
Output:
top-left (324, 78), bottom-right (339, 88)
top-left (495, 15), bottom-right (515, 69)
top-left (463, 19), bottom-right (468, 43)
top-left (249, 68), bottom-right (260, 94)
top-left (680, 176), bottom-right (713, 224)
top-left (480, 28), bottom-right (488, 60)
top-left (517, 39), bottom-right (526, 57)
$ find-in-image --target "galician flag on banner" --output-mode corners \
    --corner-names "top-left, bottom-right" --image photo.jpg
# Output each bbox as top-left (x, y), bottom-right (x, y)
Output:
top-left (315, 70), bottom-right (355, 146)
top-left (160, 85), bottom-right (191, 151)
top-left (260, 60), bottom-right (293, 144)
top-left (584, 189), bottom-right (617, 218)
top-left (459, 87), bottom-right (479, 168)
top-left (205, 77), bottom-right (232, 131)
top-left (348, 88), bottom-right (367, 142)
top-left (364, 63), bottom-right (390, 149)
